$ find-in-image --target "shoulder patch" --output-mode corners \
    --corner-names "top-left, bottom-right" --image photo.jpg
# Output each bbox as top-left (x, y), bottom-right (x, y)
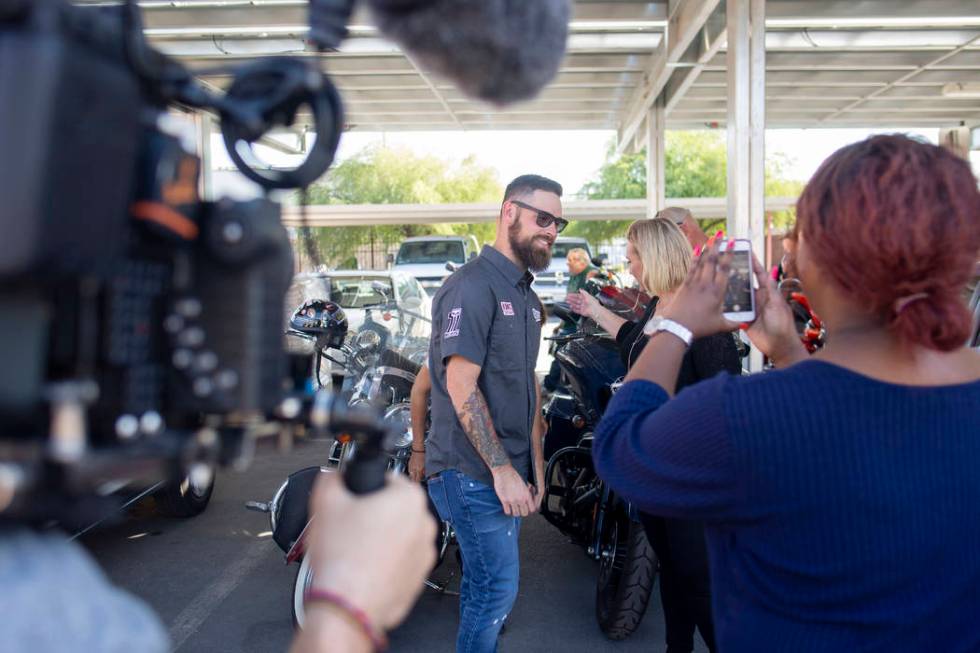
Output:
top-left (445, 307), bottom-right (462, 338)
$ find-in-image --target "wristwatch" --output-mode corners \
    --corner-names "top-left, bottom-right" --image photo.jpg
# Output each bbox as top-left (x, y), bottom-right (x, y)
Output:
top-left (642, 316), bottom-right (693, 347)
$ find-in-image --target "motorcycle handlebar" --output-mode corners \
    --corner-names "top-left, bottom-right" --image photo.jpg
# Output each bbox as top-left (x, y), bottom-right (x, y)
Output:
top-left (545, 332), bottom-right (588, 344)
top-left (549, 301), bottom-right (579, 324)
top-left (364, 303), bottom-right (432, 324)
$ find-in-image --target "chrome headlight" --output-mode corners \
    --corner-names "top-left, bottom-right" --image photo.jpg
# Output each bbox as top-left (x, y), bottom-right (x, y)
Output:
top-left (383, 402), bottom-right (413, 450)
top-left (354, 329), bottom-right (382, 351)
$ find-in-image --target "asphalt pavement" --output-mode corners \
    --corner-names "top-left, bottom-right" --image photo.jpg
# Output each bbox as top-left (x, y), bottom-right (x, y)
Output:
top-left (80, 438), bottom-right (708, 653)
top-left (79, 319), bottom-right (708, 652)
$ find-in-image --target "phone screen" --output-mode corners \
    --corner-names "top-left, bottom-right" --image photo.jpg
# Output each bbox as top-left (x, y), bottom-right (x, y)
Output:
top-left (723, 250), bottom-right (753, 314)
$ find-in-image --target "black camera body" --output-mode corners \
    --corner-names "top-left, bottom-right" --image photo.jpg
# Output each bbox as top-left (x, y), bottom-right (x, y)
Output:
top-left (0, 1), bottom-right (295, 523)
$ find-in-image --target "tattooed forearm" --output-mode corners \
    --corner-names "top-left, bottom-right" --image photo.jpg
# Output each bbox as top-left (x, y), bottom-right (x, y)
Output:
top-left (458, 388), bottom-right (510, 469)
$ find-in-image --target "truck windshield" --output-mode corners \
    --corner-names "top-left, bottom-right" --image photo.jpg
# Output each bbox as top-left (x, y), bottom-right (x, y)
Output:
top-left (396, 241), bottom-right (466, 265)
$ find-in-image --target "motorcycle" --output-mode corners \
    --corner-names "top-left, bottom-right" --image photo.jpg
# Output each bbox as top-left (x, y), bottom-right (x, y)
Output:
top-left (249, 290), bottom-right (455, 627)
top-left (540, 296), bottom-right (658, 641)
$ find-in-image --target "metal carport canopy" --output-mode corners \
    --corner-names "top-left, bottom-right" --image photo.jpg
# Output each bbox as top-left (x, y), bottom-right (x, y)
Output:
top-left (78, 0), bottom-right (980, 135)
top-left (278, 196), bottom-right (798, 227)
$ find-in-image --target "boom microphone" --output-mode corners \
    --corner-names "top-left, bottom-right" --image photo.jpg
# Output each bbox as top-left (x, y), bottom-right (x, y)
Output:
top-left (362, 0), bottom-right (571, 105)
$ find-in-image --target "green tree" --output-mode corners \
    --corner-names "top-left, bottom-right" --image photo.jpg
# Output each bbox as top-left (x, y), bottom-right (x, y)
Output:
top-left (570, 131), bottom-right (805, 244)
top-left (300, 146), bottom-right (502, 267)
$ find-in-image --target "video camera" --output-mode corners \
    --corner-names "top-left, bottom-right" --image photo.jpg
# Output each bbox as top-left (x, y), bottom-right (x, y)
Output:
top-left (0, 0), bottom-right (367, 525)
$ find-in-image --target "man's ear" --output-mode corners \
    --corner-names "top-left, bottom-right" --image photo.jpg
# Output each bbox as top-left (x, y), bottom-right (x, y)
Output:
top-left (505, 202), bottom-right (521, 226)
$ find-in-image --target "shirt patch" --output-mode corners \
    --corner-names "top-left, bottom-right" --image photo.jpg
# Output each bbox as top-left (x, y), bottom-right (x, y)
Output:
top-left (500, 301), bottom-right (515, 316)
top-left (445, 308), bottom-right (462, 338)
top-left (532, 308), bottom-right (541, 323)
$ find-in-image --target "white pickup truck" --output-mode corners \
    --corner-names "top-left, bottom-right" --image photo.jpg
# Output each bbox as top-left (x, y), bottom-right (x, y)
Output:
top-left (390, 235), bottom-right (480, 296)
top-left (531, 236), bottom-right (596, 306)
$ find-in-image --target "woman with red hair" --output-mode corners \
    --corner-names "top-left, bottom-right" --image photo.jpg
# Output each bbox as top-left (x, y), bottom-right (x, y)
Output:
top-left (593, 134), bottom-right (980, 651)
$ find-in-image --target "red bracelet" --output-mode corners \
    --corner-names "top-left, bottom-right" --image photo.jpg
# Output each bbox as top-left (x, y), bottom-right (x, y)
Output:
top-left (305, 587), bottom-right (389, 651)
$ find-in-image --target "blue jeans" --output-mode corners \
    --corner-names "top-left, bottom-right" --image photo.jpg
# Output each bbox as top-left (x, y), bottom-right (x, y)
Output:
top-left (428, 470), bottom-right (521, 653)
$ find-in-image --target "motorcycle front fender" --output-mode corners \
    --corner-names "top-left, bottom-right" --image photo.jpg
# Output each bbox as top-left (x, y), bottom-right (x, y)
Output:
top-left (285, 519), bottom-right (312, 564)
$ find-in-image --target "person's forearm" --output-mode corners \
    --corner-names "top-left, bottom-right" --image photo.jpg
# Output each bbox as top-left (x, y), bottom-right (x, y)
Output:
top-left (592, 304), bottom-right (627, 336)
top-left (447, 384), bottom-right (509, 471)
top-left (623, 330), bottom-right (688, 396)
top-left (291, 605), bottom-right (372, 653)
top-left (531, 381), bottom-right (545, 470)
top-left (410, 393), bottom-right (427, 450)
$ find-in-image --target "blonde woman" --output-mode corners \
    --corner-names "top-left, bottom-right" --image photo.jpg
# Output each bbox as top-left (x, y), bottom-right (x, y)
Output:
top-left (567, 217), bottom-right (740, 653)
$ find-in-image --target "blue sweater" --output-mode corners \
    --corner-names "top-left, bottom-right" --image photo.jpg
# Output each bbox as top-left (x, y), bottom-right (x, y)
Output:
top-left (594, 360), bottom-right (980, 652)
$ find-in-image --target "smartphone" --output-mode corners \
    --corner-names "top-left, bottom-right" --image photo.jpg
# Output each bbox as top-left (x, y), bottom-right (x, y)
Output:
top-left (719, 239), bottom-right (756, 322)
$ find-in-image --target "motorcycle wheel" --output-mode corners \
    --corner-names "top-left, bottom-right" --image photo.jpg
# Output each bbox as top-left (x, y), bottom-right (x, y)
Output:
top-left (292, 554), bottom-right (315, 629)
top-left (155, 467), bottom-right (215, 518)
top-left (595, 512), bottom-right (656, 640)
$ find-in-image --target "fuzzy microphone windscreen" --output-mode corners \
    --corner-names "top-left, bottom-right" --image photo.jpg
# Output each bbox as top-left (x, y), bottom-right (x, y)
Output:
top-left (364, 0), bottom-right (571, 105)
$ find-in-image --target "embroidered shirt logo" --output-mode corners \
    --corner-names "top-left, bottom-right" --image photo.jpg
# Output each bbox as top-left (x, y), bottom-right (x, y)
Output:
top-left (445, 308), bottom-right (462, 338)
top-left (500, 301), bottom-right (515, 316)
top-left (532, 308), bottom-right (541, 323)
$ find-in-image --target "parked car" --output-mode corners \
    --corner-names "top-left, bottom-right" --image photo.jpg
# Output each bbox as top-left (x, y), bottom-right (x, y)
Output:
top-left (532, 236), bottom-right (595, 306)
top-left (390, 235), bottom-right (480, 295)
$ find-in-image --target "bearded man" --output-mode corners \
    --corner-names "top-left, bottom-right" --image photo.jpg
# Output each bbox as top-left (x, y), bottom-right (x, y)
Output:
top-left (424, 175), bottom-right (565, 652)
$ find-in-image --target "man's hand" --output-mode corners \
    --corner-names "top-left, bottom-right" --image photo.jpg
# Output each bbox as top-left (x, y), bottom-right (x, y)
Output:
top-left (491, 464), bottom-right (536, 517)
top-left (408, 450), bottom-right (425, 483)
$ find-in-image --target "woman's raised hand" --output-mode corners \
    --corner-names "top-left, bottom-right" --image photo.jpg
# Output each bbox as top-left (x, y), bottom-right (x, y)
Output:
top-left (566, 289), bottom-right (599, 319)
top-left (743, 254), bottom-right (808, 365)
top-left (659, 237), bottom-right (741, 338)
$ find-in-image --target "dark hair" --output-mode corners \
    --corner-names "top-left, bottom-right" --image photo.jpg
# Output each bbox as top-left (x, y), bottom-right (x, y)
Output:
top-left (503, 174), bottom-right (563, 203)
top-left (796, 134), bottom-right (980, 351)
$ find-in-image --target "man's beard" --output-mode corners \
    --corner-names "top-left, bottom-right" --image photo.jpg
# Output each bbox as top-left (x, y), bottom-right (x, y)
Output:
top-left (508, 219), bottom-right (553, 272)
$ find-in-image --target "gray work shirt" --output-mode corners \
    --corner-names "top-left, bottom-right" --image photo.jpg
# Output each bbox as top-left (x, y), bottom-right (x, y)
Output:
top-left (426, 245), bottom-right (543, 487)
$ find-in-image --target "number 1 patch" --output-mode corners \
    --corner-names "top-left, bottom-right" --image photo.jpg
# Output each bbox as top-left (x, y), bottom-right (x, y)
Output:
top-left (445, 307), bottom-right (462, 338)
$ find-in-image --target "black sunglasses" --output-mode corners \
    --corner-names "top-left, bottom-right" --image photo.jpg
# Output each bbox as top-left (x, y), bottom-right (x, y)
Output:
top-left (510, 200), bottom-right (568, 234)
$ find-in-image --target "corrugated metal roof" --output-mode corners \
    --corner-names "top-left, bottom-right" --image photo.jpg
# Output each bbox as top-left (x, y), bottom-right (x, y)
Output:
top-left (76, 1), bottom-right (980, 137)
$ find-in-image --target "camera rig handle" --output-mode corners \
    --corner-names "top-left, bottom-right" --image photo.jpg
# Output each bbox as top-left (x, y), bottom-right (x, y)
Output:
top-left (310, 392), bottom-right (388, 494)
top-left (218, 58), bottom-right (344, 191)
top-left (112, 0), bottom-right (347, 192)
